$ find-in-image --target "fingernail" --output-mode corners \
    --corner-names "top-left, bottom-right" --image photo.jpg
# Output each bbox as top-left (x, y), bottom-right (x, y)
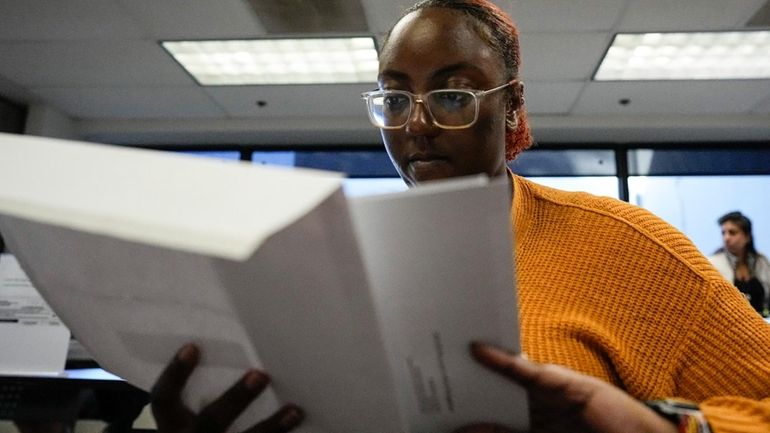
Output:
top-left (243, 370), bottom-right (268, 390)
top-left (510, 354), bottom-right (538, 373)
top-left (471, 341), bottom-right (498, 355)
top-left (469, 341), bottom-right (486, 354)
top-left (177, 344), bottom-right (198, 363)
top-left (279, 406), bottom-right (304, 428)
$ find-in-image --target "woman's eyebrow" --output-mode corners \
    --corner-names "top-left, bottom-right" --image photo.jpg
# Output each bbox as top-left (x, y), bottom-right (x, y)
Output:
top-left (378, 69), bottom-right (410, 83)
top-left (379, 62), bottom-right (483, 85)
top-left (430, 62), bottom-right (480, 81)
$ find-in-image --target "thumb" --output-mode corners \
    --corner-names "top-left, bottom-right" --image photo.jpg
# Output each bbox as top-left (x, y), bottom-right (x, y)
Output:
top-left (470, 342), bottom-right (540, 387)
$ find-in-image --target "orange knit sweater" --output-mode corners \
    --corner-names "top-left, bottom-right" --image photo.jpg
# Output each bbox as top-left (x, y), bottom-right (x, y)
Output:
top-left (512, 175), bottom-right (770, 433)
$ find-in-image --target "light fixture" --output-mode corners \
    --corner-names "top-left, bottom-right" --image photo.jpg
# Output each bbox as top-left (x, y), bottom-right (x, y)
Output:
top-left (161, 37), bottom-right (379, 85)
top-left (594, 31), bottom-right (770, 80)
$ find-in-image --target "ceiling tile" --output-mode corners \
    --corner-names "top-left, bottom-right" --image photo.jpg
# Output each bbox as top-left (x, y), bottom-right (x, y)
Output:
top-left (519, 32), bottom-right (610, 81)
top-left (0, 0), bottom-right (142, 40)
top-left (618, 0), bottom-right (767, 31)
top-left (116, 0), bottom-right (267, 39)
top-left (521, 81), bottom-right (584, 114)
top-left (505, 0), bottom-right (625, 32)
top-left (0, 40), bottom-right (193, 87)
top-left (0, 74), bottom-right (32, 104)
top-left (1, 0), bottom-right (767, 144)
top-left (205, 84), bottom-right (375, 119)
top-left (360, 0), bottom-right (416, 34)
top-left (361, 0), bottom-right (626, 35)
top-left (572, 80), bottom-right (770, 114)
top-left (247, 0), bottom-right (368, 33)
top-left (31, 87), bottom-right (224, 119)
top-left (751, 94), bottom-right (770, 113)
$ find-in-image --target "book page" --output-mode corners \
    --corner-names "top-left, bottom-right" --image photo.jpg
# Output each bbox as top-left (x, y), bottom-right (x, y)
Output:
top-left (350, 176), bottom-right (528, 432)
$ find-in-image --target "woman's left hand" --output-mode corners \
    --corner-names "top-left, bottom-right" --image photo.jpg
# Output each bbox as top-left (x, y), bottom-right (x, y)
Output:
top-left (455, 342), bottom-right (678, 433)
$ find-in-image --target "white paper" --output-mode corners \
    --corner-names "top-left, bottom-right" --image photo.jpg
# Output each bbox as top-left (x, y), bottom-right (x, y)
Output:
top-left (0, 133), bottom-right (527, 432)
top-left (350, 177), bottom-right (527, 432)
top-left (0, 253), bottom-right (70, 376)
top-left (0, 133), bottom-right (343, 261)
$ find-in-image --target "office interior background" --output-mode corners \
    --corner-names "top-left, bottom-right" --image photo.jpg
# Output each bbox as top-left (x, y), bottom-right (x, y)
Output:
top-left (3, 0), bottom-right (768, 256)
top-left (0, 0), bottom-right (769, 428)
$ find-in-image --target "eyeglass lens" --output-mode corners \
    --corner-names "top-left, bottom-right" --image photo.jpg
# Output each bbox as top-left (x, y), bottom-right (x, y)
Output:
top-left (369, 90), bottom-right (477, 128)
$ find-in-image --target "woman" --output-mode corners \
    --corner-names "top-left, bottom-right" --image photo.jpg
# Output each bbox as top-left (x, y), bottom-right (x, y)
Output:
top-left (709, 211), bottom-right (770, 316)
top-left (150, 1), bottom-right (770, 432)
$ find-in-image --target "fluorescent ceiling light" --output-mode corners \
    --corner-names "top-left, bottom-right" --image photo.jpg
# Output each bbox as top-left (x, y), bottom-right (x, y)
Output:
top-left (162, 37), bottom-right (379, 85)
top-left (594, 31), bottom-right (770, 80)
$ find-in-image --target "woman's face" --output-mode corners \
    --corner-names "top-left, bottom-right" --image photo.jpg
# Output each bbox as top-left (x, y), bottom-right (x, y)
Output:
top-left (721, 221), bottom-right (750, 256)
top-left (377, 7), bottom-right (514, 186)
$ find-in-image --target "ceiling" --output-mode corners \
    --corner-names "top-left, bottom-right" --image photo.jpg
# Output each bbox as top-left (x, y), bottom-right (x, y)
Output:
top-left (1, 0), bottom-right (769, 147)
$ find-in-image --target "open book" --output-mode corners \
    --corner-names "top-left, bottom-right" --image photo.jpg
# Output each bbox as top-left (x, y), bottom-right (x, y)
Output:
top-left (0, 133), bottom-right (527, 433)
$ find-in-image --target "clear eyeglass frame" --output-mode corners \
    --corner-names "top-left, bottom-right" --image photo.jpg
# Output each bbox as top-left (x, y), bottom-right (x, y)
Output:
top-left (361, 80), bottom-right (516, 130)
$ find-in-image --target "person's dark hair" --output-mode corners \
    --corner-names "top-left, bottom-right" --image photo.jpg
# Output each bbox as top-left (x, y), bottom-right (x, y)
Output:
top-left (383, 0), bottom-right (533, 161)
top-left (718, 211), bottom-right (756, 255)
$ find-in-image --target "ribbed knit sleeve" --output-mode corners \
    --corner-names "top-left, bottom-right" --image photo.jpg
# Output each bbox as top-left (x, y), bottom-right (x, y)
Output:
top-left (511, 175), bottom-right (770, 433)
top-left (681, 278), bottom-right (770, 432)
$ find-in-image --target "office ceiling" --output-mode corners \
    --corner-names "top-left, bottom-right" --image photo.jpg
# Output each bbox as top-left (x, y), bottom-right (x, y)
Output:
top-left (0, 0), bottom-right (769, 146)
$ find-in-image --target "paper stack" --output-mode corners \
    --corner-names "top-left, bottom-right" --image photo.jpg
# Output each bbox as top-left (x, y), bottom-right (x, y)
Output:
top-left (0, 133), bottom-right (527, 432)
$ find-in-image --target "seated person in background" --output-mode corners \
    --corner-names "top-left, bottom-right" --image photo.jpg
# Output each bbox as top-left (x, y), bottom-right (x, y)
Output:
top-left (150, 1), bottom-right (770, 432)
top-left (709, 211), bottom-right (770, 317)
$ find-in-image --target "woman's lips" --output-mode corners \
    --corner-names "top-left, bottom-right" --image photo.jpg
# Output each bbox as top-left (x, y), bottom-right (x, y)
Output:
top-left (408, 152), bottom-right (448, 165)
top-left (410, 158), bottom-right (447, 169)
top-left (407, 154), bottom-right (451, 179)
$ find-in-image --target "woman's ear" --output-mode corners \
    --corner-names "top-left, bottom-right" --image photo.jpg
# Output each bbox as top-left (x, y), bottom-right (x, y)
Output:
top-left (505, 81), bottom-right (524, 130)
top-left (510, 80), bottom-right (524, 111)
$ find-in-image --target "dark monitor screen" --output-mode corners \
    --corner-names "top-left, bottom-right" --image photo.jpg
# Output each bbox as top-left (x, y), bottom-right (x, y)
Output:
top-left (0, 365), bottom-right (144, 422)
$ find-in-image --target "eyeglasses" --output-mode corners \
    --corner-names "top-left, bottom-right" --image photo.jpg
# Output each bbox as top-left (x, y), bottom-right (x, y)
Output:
top-left (361, 80), bottom-right (515, 130)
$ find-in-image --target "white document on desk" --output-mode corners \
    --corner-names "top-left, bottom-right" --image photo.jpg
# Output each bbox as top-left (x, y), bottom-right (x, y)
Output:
top-left (0, 253), bottom-right (70, 376)
top-left (0, 133), bottom-right (527, 433)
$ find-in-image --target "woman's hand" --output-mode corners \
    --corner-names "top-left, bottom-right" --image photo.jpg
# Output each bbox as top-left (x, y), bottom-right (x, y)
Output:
top-left (460, 342), bottom-right (677, 433)
top-left (150, 344), bottom-right (303, 433)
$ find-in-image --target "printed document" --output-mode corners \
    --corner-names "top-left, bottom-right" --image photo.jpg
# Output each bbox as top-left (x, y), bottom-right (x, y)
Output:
top-left (0, 133), bottom-right (527, 433)
top-left (0, 253), bottom-right (70, 376)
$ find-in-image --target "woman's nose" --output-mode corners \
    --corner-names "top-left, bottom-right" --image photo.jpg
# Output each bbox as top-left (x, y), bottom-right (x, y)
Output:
top-left (405, 100), bottom-right (439, 136)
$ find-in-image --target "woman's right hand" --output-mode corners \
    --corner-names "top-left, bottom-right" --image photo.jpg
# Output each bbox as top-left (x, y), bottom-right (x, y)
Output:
top-left (150, 344), bottom-right (304, 433)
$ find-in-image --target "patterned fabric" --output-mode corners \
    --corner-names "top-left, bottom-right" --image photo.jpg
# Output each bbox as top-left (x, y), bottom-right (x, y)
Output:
top-left (512, 175), bottom-right (770, 433)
